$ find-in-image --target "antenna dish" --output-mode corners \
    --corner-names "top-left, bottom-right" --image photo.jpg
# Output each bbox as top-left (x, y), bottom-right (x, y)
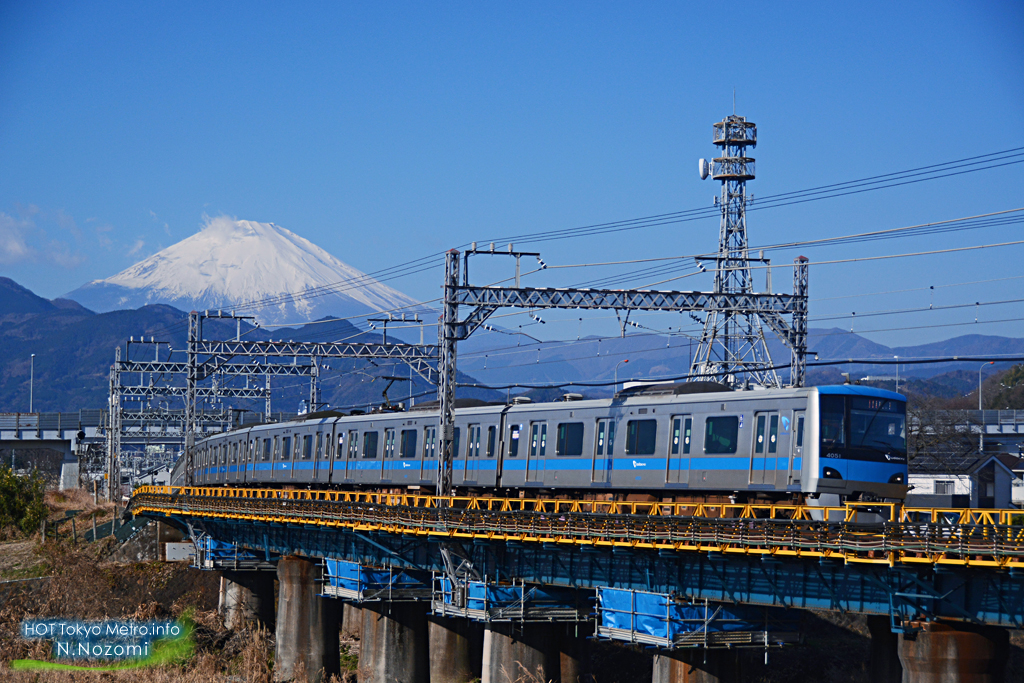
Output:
top-left (698, 158), bottom-right (710, 180)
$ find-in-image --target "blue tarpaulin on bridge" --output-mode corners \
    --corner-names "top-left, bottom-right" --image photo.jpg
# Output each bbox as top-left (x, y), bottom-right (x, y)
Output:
top-left (324, 558), bottom-right (427, 594)
top-left (598, 587), bottom-right (800, 641)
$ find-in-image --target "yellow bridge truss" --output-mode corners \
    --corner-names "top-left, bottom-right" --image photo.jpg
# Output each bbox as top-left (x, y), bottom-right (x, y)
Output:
top-left (129, 486), bottom-right (1024, 569)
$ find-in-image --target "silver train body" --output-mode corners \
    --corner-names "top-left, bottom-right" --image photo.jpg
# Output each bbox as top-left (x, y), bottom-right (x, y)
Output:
top-left (179, 383), bottom-right (909, 501)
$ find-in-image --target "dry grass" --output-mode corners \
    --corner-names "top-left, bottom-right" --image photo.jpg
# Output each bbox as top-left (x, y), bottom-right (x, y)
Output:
top-left (44, 488), bottom-right (118, 531)
top-left (0, 539), bottom-right (362, 683)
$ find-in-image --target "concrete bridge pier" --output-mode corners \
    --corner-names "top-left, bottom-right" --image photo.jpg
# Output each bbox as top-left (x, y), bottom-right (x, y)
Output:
top-left (219, 571), bottom-right (275, 631)
top-left (559, 624), bottom-right (592, 683)
top-left (341, 602), bottom-right (363, 639)
top-left (359, 602), bottom-right (430, 683)
top-left (274, 556), bottom-right (341, 683)
top-left (898, 622), bottom-right (1009, 683)
top-left (428, 614), bottom-right (483, 683)
top-left (867, 615), bottom-right (902, 683)
top-left (482, 622), bottom-right (559, 683)
top-left (651, 649), bottom-right (742, 683)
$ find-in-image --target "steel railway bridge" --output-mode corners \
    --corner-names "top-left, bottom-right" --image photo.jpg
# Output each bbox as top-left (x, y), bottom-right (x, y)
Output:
top-left (128, 485), bottom-right (1024, 683)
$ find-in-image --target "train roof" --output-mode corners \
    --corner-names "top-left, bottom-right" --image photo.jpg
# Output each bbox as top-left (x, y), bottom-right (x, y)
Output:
top-left (816, 384), bottom-right (906, 402)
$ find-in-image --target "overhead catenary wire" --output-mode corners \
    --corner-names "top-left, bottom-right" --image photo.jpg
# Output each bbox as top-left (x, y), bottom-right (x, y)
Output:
top-left (457, 356), bottom-right (1024, 391)
top-left (154, 148), bottom-right (1024, 323)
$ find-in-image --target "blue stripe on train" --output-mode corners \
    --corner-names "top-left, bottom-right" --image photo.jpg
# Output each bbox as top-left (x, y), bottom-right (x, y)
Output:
top-left (229, 456), bottom-right (807, 476)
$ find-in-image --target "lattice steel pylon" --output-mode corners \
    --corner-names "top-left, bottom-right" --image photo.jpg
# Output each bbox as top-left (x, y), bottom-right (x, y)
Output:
top-left (690, 114), bottom-right (780, 387)
top-left (106, 347), bottom-right (122, 502)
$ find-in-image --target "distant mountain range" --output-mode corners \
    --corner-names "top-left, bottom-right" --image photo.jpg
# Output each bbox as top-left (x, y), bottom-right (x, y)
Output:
top-left (2, 276), bottom-right (1022, 412)
top-left (64, 217), bottom-right (426, 325)
top-left (455, 326), bottom-right (1024, 393)
top-left (0, 277), bottom-right (486, 413)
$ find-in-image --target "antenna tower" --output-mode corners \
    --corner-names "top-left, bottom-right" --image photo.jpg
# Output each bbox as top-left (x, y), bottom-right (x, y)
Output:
top-left (691, 114), bottom-right (780, 387)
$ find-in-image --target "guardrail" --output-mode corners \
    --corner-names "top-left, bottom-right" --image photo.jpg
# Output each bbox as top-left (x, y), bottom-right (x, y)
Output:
top-left (128, 486), bottom-right (1024, 569)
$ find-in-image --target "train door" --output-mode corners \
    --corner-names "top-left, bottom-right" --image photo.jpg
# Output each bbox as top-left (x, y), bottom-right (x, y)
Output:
top-left (465, 424), bottom-right (481, 482)
top-left (381, 428), bottom-right (396, 481)
top-left (481, 424), bottom-right (498, 486)
top-left (421, 426), bottom-right (436, 482)
top-left (314, 430), bottom-right (325, 482)
top-left (233, 440), bottom-right (244, 483)
top-left (346, 430), bottom-right (359, 481)
top-left (329, 428), bottom-right (343, 483)
top-left (592, 418), bottom-right (615, 484)
top-left (789, 411), bottom-right (805, 485)
top-left (242, 439), bottom-right (251, 483)
top-left (750, 412), bottom-right (780, 485)
top-left (297, 433), bottom-right (314, 482)
top-left (667, 415), bottom-right (692, 484)
top-left (527, 422), bottom-right (547, 483)
top-left (281, 435), bottom-right (293, 480)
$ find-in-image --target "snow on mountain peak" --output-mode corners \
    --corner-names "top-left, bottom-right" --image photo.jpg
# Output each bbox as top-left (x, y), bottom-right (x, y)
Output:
top-left (65, 217), bottom-right (424, 324)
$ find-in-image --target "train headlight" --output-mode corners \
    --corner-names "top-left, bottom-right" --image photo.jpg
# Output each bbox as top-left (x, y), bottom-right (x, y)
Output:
top-left (888, 472), bottom-right (905, 485)
top-left (822, 467), bottom-right (842, 480)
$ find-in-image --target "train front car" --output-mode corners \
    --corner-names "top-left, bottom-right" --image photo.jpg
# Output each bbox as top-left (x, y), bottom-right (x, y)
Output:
top-left (805, 385), bottom-right (908, 502)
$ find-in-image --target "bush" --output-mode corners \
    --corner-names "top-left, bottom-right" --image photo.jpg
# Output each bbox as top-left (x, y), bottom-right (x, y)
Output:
top-left (0, 465), bottom-right (48, 535)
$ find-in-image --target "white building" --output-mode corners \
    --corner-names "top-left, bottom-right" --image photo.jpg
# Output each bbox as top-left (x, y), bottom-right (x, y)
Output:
top-left (907, 453), bottom-right (1019, 509)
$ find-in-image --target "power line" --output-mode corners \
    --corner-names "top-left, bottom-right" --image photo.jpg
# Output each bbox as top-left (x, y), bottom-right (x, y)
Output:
top-left (458, 356), bottom-right (1024, 392)
top-left (153, 148), bottom-right (1024, 321)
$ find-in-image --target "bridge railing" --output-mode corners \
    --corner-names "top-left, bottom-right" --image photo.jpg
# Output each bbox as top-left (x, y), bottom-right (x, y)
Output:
top-left (129, 485), bottom-right (1024, 569)
top-left (139, 485), bottom-right (1024, 525)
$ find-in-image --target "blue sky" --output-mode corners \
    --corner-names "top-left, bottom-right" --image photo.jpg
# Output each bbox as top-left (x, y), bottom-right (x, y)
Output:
top-left (1, 1), bottom-right (1022, 347)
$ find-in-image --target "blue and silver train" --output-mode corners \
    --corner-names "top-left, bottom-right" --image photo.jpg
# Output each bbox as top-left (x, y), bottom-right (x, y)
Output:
top-left (179, 382), bottom-right (908, 502)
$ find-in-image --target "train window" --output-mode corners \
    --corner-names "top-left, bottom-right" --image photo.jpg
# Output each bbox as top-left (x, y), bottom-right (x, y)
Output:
top-left (819, 396), bottom-right (846, 447)
top-left (704, 417), bottom-right (739, 454)
top-left (363, 432), bottom-right (379, 458)
top-left (508, 424), bottom-right (521, 457)
top-left (625, 420), bottom-right (657, 456)
top-left (796, 417), bottom-right (804, 448)
top-left (273, 436), bottom-right (279, 460)
top-left (263, 438), bottom-right (271, 461)
top-left (384, 429), bottom-right (396, 458)
top-left (683, 418), bottom-right (692, 454)
top-left (486, 426), bottom-right (496, 457)
top-left (850, 397), bottom-right (906, 451)
top-left (530, 423), bottom-right (547, 457)
top-left (221, 445), bottom-right (227, 464)
top-left (316, 433), bottom-right (324, 459)
top-left (302, 435), bottom-right (313, 460)
top-left (453, 428), bottom-right (461, 457)
top-left (348, 431), bottom-right (359, 459)
top-left (468, 425), bottom-right (481, 458)
top-left (755, 416), bottom-right (766, 454)
top-left (231, 443), bottom-right (238, 463)
top-left (281, 436), bottom-right (292, 460)
top-left (400, 429), bottom-right (417, 458)
top-left (555, 423), bottom-right (584, 456)
top-left (768, 415), bottom-right (779, 454)
top-left (335, 433), bottom-right (344, 459)
top-left (248, 441), bottom-right (255, 463)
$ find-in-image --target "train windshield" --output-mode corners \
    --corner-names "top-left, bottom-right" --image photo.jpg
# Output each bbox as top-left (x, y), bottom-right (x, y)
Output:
top-left (849, 397), bottom-right (905, 452)
top-left (820, 394), bottom-right (906, 457)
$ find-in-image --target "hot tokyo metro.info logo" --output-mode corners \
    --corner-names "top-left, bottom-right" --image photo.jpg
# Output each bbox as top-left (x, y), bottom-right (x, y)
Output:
top-left (14, 618), bottom-right (193, 671)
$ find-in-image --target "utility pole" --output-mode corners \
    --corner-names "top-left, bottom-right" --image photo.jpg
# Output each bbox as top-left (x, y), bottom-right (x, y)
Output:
top-left (437, 250), bottom-right (460, 501)
top-left (979, 360), bottom-right (994, 453)
top-left (107, 347), bottom-right (121, 502)
top-left (29, 353), bottom-right (35, 413)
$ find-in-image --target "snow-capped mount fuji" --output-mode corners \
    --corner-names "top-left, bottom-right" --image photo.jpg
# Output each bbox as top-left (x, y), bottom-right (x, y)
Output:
top-left (65, 217), bottom-right (427, 325)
